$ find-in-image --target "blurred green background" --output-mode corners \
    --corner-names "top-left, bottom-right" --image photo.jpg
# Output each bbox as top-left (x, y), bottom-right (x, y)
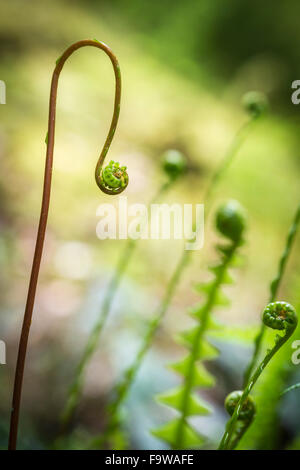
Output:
top-left (0, 0), bottom-right (300, 450)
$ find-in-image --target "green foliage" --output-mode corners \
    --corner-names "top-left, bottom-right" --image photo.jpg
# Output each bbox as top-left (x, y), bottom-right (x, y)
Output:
top-left (225, 391), bottom-right (256, 422)
top-left (99, 160), bottom-right (129, 193)
top-left (219, 301), bottom-right (298, 450)
top-left (215, 199), bottom-right (247, 243)
top-left (238, 305), bottom-right (300, 450)
top-left (242, 91), bottom-right (269, 118)
top-left (263, 302), bottom-right (297, 332)
top-left (224, 390), bottom-right (256, 450)
top-left (162, 149), bottom-right (187, 180)
top-left (152, 201), bottom-right (246, 449)
top-left (244, 203), bottom-right (300, 385)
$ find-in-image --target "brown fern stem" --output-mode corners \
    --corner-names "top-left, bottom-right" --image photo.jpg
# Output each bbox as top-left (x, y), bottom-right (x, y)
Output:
top-left (8, 39), bottom-right (121, 450)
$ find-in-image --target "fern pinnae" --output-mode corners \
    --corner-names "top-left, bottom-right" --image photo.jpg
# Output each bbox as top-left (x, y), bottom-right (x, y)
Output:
top-left (153, 200), bottom-right (247, 449)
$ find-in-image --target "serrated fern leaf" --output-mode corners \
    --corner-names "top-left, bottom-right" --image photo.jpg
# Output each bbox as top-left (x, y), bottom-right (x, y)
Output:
top-left (153, 239), bottom-right (244, 449)
top-left (152, 419), bottom-right (205, 449)
top-left (169, 357), bottom-right (215, 387)
top-left (157, 387), bottom-right (211, 416)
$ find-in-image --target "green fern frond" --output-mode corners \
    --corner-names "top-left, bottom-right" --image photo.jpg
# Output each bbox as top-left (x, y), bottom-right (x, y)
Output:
top-left (152, 418), bottom-right (205, 449)
top-left (152, 200), bottom-right (247, 449)
top-left (169, 358), bottom-right (216, 388)
top-left (153, 246), bottom-right (244, 447)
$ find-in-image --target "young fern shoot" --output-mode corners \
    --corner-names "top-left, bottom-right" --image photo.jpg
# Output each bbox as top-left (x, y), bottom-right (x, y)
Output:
top-left (243, 203), bottom-right (300, 384)
top-left (219, 301), bottom-right (298, 450)
top-left (9, 39), bottom-right (125, 451)
top-left (60, 150), bottom-right (187, 431)
top-left (152, 200), bottom-right (247, 449)
top-left (223, 391), bottom-right (256, 450)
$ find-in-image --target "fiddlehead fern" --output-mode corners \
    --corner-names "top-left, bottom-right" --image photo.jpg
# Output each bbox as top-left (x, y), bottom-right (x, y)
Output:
top-left (224, 391), bottom-right (256, 450)
top-left (243, 203), bottom-right (300, 385)
top-left (161, 149), bottom-right (187, 180)
top-left (8, 39), bottom-right (124, 450)
top-left (242, 91), bottom-right (269, 118)
top-left (263, 302), bottom-right (297, 331)
top-left (225, 391), bottom-right (255, 422)
top-left (98, 160), bottom-right (129, 194)
top-left (59, 150), bottom-right (187, 435)
top-left (219, 301), bottom-right (298, 450)
top-left (152, 200), bottom-right (247, 449)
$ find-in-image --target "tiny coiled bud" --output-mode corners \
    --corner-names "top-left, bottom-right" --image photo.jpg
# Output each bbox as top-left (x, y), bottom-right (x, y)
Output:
top-left (99, 160), bottom-right (129, 195)
top-left (162, 149), bottom-right (187, 180)
top-left (242, 91), bottom-right (268, 118)
top-left (225, 390), bottom-right (256, 422)
top-left (215, 200), bottom-right (247, 243)
top-left (263, 301), bottom-right (297, 332)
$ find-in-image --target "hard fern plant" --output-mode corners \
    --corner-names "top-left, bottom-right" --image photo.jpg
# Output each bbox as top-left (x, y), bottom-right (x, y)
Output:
top-left (219, 203), bottom-right (300, 450)
top-left (152, 200), bottom-right (247, 449)
top-left (219, 301), bottom-right (298, 450)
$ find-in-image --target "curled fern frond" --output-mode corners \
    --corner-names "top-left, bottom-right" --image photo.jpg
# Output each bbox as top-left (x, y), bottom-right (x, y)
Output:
top-left (219, 301), bottom-right (298, 450)
top-left (162, 149), bottom-right (187, 180)
top-left (224, 390), bottom-right (256, 450)
top-left (152, 200), bottom-right (246, 449)
top-left (263, 301), bottom-right (297, 332)
top-left (242, 91), bottom-right (268, 118)
top-left (98, 160), bottom-right (129, 194)
top-left (225, 390), bottom-right (256, 423)
top-left (216, 200), bottom-right (247, 243)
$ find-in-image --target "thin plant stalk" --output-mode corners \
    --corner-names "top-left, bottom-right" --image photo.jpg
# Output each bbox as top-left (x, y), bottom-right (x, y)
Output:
top-left (219, 302), bottom-right (297, 450)
top-left (8, 39), bottom-right (123, 450)
top-left (243, 203), bottom-right (300, 385)
top-left (281, 382), bottom-right (300, 396)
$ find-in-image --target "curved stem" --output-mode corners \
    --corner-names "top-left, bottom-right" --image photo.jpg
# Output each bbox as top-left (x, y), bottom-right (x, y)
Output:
top-left (219, 325), bottom-right (295, 450)
top-left (281, 382), bottom-right (300, 396)
top-left (243, 203), bottom-right (300, 385)
top-left (8, 39), bottom-right (122, 450)
top-left (227, 419), bottom-right (252, 450)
